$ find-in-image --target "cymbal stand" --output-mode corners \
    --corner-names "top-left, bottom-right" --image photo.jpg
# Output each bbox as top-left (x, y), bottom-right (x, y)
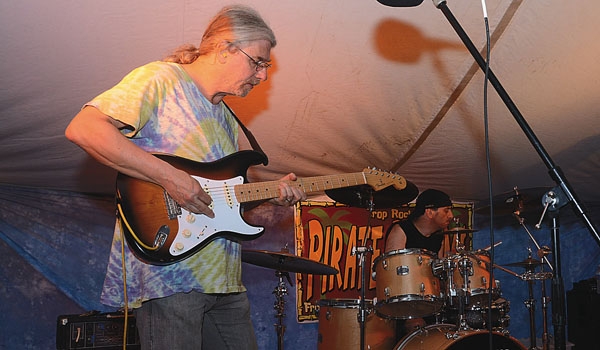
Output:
top-left (352, 245), bottom-right (373, 350)
top-left (351, 190), bottom-right (375, 350)
top-left (511, 208), bottom-right (553, 272)
top-left (539, 259), bottom-right (550, 350)
top-left (509, 188), bottom-right (553, 349)
top-left (273, 269), bottom-right (292, 350)
top-left (458, 232), bottom-right (474, 324)
top-left (523, 249), bottom-right (538, 350)
top-left (535, 190), bottom-right (569, 350)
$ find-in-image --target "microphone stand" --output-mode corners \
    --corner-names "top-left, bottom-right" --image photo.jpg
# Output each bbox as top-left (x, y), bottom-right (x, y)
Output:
top-left (430, 0), bottom-right (599, 244)
top-left (430, 1), bottom-right (600, 349)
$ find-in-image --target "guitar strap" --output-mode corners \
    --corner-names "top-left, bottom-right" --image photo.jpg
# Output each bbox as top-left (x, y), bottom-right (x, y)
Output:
top-left (223, 102), bottom-right (269, 166)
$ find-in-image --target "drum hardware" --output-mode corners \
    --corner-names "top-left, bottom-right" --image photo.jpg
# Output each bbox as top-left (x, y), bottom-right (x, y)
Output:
top-left (441, 297), bottom-right (512, 332)
top-left (537, 246), bottom-right (553, 350)
top-left (273, 269), bottom-right (291, 350)
top-left (241, 247), bottom-right (338, 350)
top-left (353, 244), bottom-right (373, 350)
top-left (325, 183), bottom-right (419, 349)
top-left (501, 248), bottom-right (554, 350)
top-left (509, 191), bottom-right (554, 273)
top-left (353, 188), bottom-right (382, 350)
top-left (505, 186), bottom-right (557, 350)
top-left (433, 244), bottom-right (505, 337)
top-left (515, 250), bottom-right (541, 350)
top-left (326, 185), bottom-right (378, 350)
top-left (438, 250), bottom-right (499, 303)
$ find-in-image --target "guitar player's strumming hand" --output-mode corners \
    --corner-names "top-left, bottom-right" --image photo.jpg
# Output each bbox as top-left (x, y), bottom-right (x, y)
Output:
top-left (162, 166), bottom-right (215, 218)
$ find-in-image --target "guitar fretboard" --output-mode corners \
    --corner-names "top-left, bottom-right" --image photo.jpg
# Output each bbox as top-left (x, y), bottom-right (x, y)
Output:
top-left (235, 172), bottom-right (367, 203)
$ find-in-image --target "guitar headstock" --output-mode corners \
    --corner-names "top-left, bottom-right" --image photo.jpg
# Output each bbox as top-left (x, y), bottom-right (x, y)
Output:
top-left (362, 168), bottom-right (407, 191)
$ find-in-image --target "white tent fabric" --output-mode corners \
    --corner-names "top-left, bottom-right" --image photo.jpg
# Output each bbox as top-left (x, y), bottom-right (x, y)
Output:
top-left (1, 0), bottom-right (598, 205)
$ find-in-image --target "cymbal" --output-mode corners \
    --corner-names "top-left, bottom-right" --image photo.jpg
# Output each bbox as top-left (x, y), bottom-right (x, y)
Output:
top-left (441, 228), bottom-right (478, 235)
top-left (504, 257), bottom-right (542, 269)
top-left (325, 181), bottom-right (419, 209)
top-left (242, 249), bottom-right (339, 275)
top-left (475, 187), bottom-right (551, 217)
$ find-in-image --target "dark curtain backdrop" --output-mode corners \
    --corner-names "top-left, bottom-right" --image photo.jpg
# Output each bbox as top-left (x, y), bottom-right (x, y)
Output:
top-left (1, 184), bottom-right (598, 349)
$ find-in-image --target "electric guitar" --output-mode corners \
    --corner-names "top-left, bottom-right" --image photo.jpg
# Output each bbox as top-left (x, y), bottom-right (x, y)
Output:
top-left (116, 151), bottom-right (407, 265)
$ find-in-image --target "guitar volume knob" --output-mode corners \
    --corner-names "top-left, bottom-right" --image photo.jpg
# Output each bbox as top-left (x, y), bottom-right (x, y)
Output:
top-left (174, 242), bottom-right (185, 251)
top-left (186, 214), bottom-right (196, 223)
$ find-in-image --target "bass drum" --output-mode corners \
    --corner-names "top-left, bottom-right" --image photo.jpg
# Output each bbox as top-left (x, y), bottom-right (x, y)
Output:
top-left (317, 299), bottom-right (396, 350)
top-left (394, 324), bottom-right (526, 350)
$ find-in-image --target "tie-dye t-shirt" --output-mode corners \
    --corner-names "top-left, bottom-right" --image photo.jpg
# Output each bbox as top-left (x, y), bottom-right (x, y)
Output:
top-left (86, 61), bottom-right (245, 308)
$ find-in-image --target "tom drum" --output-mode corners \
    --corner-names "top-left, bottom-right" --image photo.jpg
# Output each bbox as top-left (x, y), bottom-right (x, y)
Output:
top-left (372, 249), bottom-right (442, 319)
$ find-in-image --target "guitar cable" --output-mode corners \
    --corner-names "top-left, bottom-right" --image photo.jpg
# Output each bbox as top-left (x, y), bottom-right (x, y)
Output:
top-left (120, 230), bottom-right (130, 350)
top-left (115, 189), bottom-right (160, 251)
top-left (115, 188), bottom-right (149, 350)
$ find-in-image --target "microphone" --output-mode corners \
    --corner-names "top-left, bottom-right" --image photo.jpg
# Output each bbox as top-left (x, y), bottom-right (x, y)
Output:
top-left (376, 0), bottom-right (425, 7)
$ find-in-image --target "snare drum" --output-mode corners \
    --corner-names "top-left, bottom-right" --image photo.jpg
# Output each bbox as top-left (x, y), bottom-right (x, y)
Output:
top-left (317, 299), bottom-right (396, 350)
top-left (372, 249), bottom-right (442, 319)
top-left (394, 323), bottom-right (526, 350)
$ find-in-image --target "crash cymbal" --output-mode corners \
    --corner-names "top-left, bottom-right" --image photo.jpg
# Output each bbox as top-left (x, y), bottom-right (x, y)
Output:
top-left (325, 181), bottom-right (419, 209)
top-left (504, 257), bottom-right (542, 269)
top-left (441, 228), bottom-right (478, 235)
top-left (242, 249), bottom-right (339, 275)
top-left (475, 187), bottom-right (552, 217)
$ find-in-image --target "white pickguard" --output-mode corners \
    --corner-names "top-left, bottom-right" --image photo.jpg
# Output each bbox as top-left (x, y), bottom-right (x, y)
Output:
top-left (169, 175), bottom-right (263, 256)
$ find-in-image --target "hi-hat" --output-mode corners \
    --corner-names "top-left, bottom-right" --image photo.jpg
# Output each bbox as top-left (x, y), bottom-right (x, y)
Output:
top-left (325, 181), bottom-right (419, 209)
top-left (242, 249), bottom-right (339, 275)
top-left (441, 228), bottom-right (478, 235)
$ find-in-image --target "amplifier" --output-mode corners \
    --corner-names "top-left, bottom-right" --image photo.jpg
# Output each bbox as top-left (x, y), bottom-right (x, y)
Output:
top-left (56, 311), bottom-right (140, 350)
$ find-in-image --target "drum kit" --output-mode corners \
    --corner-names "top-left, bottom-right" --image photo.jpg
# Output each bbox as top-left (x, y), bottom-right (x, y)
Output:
top-left (241, 185), bottom-right (556, 350)
top-left (370, 238), bottom-right (528, 350)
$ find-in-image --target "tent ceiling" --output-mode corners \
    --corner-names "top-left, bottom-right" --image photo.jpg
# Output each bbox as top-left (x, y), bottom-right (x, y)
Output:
top-left (1, 0), bottom-right (599, 210)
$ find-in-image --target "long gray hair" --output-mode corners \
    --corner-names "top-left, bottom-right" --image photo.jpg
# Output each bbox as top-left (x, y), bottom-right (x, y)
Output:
top-left (164, 5), bottom-right (276, 64)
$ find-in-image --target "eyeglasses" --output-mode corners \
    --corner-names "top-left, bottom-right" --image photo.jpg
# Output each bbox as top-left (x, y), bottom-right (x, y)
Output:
top-left (236, 47), bottom-right (272, 72)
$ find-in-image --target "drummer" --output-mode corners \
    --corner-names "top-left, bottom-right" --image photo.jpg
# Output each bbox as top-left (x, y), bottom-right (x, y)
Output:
top-left (384, 188), bottom-right (454, 258)
top-left (384, 189), bottom-right (454, 337)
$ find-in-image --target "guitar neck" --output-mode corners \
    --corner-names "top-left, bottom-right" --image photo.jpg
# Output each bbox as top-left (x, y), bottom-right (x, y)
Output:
top-left (235, 172), bottom-right (367, 203)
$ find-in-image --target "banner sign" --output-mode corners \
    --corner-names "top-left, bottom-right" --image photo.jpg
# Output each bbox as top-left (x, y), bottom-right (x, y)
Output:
top-left (294, 201), bottom-right (473, 322)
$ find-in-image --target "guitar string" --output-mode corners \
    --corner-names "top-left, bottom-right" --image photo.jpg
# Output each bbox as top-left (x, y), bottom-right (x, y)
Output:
top-left (194, 172), bottom-right (375, 203)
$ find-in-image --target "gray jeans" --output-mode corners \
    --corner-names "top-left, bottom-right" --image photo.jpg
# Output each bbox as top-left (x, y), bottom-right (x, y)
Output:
top-left (135, 291), bottom-right (258, 350)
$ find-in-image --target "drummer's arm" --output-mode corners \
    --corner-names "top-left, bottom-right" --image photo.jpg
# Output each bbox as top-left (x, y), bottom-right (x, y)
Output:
top-left (436, 246), bottom-right (445, 259)
top-left (384, 224), bottom-right (407, 253)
